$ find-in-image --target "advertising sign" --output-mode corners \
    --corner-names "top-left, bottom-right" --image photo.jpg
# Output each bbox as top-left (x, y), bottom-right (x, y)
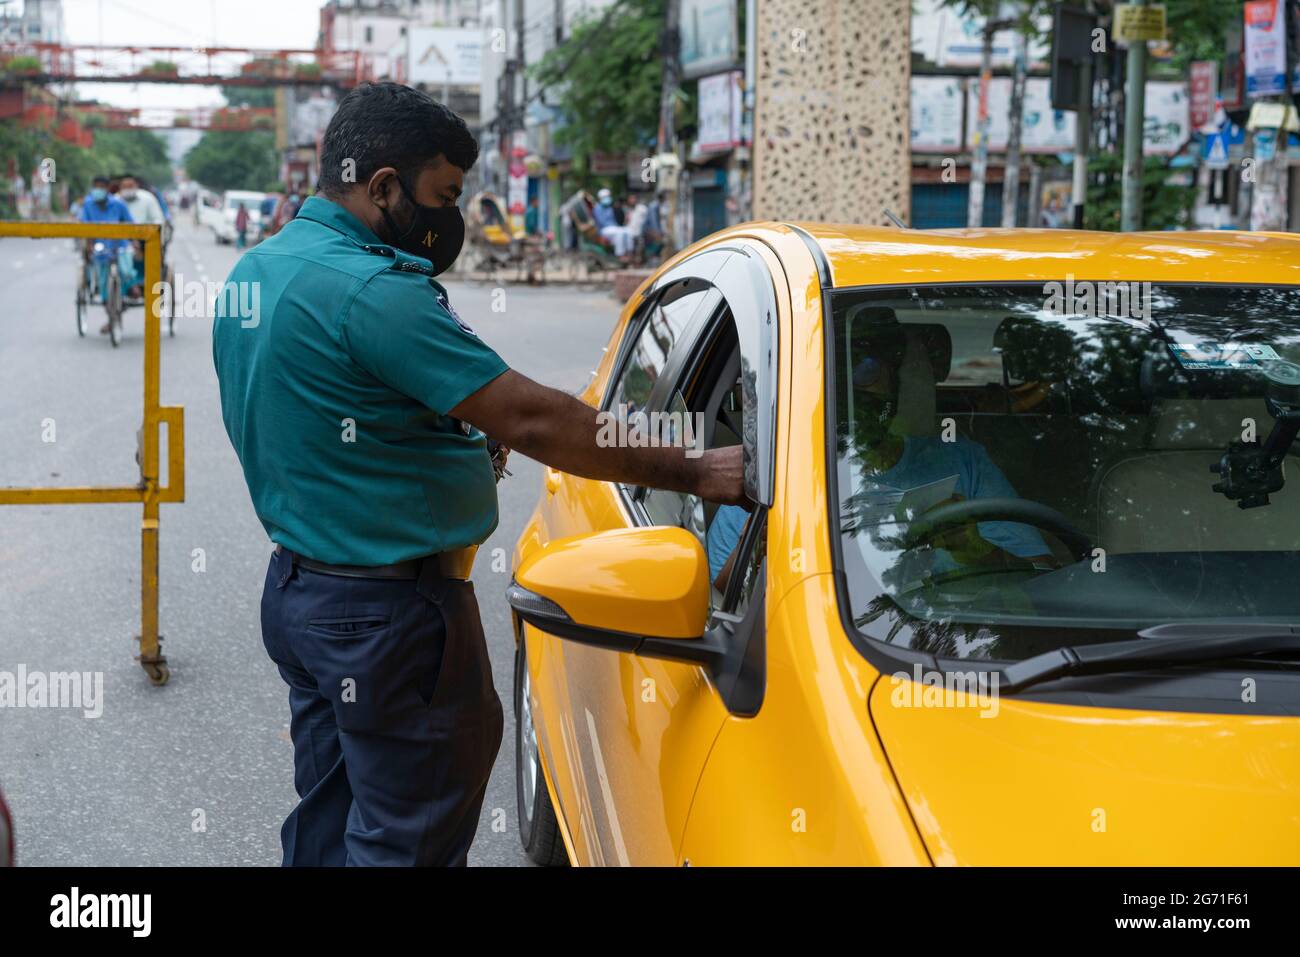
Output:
top-left (912, 0), bottom-right (1051, 68)
top-left (1189, 60), bottom-right (1218, 130)
top-left (1244, 0), bottom-right (1288, 98)
top-left (681, 0), bottom-right (738, 79)
top-left (911, 76), bottom-right (964, 152)
top-left (963, 77), bottom-right (1187, 154)
top-left (407, 28), bottom-right (482, 87)
top-left (697, 71), bottom-right (743, 152)
top-left (963, 77), bottom-right (1074, 152)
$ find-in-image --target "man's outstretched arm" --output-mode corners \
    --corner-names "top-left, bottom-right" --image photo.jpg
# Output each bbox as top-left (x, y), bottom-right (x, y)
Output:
top-left (451, 369), bottom-right (746, 506)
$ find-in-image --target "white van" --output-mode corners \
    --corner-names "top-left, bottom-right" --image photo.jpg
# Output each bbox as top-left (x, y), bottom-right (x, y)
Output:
top-left (211, 190), bottom-right (267, 244)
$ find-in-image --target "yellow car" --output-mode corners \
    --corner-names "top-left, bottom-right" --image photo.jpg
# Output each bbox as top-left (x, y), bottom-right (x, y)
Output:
top-left (507, 223), bottom-right (1300, 866)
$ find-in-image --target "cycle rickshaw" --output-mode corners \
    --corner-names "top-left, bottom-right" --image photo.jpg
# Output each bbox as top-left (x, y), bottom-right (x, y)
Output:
top-left (75, 221), bottom-right (176, 346)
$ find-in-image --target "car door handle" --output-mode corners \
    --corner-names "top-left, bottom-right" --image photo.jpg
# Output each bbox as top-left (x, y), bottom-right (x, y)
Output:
top-left (544, 467), bottom-right (563, 495)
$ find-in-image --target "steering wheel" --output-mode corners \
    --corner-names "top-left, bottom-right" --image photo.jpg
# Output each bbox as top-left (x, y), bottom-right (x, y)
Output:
top-left (903, 496), bottom-right (1093, 562)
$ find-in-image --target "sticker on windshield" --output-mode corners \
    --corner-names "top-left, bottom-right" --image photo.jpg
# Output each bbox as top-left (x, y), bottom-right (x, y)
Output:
top-left (1168, 341), bottom-right (1281, 370)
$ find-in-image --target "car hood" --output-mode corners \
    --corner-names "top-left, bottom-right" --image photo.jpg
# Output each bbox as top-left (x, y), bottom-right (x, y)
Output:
top-left (869, 675), bottom-right (1300, 865)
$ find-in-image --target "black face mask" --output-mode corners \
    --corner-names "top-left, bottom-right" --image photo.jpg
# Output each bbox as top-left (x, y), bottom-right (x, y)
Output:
top-left (377, 174), bottom-right (465, 276)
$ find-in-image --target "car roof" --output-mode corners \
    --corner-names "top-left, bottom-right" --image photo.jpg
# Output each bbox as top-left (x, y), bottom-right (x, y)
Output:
top-left (779, 223), bottom-right (1300, 289)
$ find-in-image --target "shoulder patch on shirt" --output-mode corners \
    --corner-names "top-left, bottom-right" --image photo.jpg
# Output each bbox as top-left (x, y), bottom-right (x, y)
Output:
top-left (434, 287), bottom-right (477, 337)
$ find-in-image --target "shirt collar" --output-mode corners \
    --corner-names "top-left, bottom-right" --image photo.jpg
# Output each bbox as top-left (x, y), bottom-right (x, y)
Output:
top-left (295, 195), bottom-right (386, 247)
top-left (294, 195), bottom-right (435, 274)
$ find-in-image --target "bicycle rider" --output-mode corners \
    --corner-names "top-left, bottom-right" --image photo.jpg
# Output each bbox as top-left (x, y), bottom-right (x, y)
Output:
top-left (77, 175), bottom-right (137, 334)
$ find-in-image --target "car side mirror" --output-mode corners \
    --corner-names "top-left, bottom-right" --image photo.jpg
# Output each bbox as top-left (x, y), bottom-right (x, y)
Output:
top-left (507, 526), bottom-right (722, 666)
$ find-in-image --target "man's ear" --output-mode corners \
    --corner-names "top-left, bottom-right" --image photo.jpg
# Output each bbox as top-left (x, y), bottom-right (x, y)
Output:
top-left (367, 166), bottom-right (400, 210)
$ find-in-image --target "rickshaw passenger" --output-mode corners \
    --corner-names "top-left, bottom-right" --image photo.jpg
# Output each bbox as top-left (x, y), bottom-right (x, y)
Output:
top-left (78, 176), bottom-right (138, 306)
top-left (119, 173), bottom-right (164, 297)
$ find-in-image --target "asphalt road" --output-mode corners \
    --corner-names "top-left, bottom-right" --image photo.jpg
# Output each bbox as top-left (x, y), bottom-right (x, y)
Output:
top-left (0, 217), bottom-right (621, 866)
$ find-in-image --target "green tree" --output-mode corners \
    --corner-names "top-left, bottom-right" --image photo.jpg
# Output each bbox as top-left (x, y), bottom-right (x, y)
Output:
top-left (1084, 151), bottom-right (1194, 230)
top-left (531, 0), bottom-right (670, 173)
top-left (185, 131), bottom-right (278, 192)
top-left (221, 81), bottom-right (276, 109)
top-left (0, 117), bottom-right (172, 212)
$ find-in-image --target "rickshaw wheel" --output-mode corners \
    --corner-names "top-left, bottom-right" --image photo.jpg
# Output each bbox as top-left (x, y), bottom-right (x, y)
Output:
top-left (75, 263), bottom-right (88, 337)
top-left (106, 265), bottom-right (123, 348)
top-left (163, 262), bottom-right (177, 337)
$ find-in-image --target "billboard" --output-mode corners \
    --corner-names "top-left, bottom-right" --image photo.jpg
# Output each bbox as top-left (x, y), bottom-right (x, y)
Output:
top-left (681, 0), bottom-right (738, 80)
top-left (407, 27), bottom-right (482, 88)
top-left (963, 77), bottom-right (1074, 152)
top-left (697, 70), bottom-right (744, 152)
top-left (1244, 0), bottom-right (1288, 98)
top-left (962, 77), bottom-right (1189, 155)
top-left (911, 76), bottom-right (964, 152)
top-left (912, 0), bottom-right (1051, 68)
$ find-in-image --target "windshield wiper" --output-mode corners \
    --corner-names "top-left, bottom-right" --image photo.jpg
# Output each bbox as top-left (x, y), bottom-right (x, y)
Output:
top-left (998, 622), bottom-right (1300, 693)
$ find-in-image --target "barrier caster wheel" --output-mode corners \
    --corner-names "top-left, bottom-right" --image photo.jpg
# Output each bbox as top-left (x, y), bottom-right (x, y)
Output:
top-left (142, 661), bottom-right (170, 686)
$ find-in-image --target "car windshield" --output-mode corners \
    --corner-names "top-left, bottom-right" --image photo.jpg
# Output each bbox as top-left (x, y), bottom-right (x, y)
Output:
top-left (830, 282), bottom-right (1300, 662)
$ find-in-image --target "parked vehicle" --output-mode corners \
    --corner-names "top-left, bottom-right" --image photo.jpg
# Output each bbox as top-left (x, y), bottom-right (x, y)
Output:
top-left (507, 222), bottom-right (1300, 866)
top-left (210, 190), bottom-right (268, 245)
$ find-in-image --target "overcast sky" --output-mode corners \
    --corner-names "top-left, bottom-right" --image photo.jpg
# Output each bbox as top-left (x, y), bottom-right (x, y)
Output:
top-left (58, 0), bottom-right (327, 108)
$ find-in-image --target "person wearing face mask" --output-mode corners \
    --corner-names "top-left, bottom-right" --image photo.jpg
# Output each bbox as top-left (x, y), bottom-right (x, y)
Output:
top-left (77, 175), bottom-right (137, 331)
top-left (211, 82), bottom-right (744, 868)
top-left (707, 314), bottom-right (1051, 588)
top-left (117, 174), bottom-right (165, 298)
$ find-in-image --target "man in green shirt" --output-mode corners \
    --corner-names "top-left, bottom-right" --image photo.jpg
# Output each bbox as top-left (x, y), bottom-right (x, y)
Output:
top-left (213, 82), bottom-right (741, 867)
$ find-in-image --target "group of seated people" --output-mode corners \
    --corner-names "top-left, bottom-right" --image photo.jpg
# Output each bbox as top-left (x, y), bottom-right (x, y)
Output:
top-left (590, 188), bottom-right (662, 261)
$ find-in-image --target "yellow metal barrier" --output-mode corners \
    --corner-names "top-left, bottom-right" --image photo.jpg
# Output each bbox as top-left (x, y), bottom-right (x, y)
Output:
top-left (0, 221), bottom-right (185, 685)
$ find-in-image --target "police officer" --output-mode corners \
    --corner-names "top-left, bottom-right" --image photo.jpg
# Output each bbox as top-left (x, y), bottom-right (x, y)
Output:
top-left (212, 82), bottom-right (743, 866)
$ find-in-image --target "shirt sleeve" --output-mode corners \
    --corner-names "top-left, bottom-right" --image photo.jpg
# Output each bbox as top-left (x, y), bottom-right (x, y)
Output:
top-left (961, 441), bottom-right (1051, 558)
top-left (343, 269), bottom-right (508, 416)
top-left (706, 505), bottom-right (749, 582)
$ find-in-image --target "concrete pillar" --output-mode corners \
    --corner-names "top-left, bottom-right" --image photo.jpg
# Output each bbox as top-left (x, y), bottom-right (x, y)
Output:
top-left (751, 0), bottom-right (911, 225)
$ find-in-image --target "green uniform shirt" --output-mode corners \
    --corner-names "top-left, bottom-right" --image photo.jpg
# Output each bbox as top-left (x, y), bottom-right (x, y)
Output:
top-left (212, 196), bottom-right (508, 565)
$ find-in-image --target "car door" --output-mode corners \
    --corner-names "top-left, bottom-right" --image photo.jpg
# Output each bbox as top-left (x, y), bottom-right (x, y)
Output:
top-left (538, 244), bottom-right (782, 865)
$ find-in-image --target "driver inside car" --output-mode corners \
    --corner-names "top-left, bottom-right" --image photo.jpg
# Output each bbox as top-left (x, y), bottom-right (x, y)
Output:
top-left (707, 312), bottom-right (1053, 589)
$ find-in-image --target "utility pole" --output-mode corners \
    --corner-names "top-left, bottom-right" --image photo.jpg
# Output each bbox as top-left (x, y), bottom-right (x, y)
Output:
top-left (1001, 21), bottom-right (1028, 227)
top-left (1071, 52), bottom-right (1092, 228)
top-left (505, 0), bottom-right (527, 231)
top-left (967, 19), bottom-right (998, 228)
top-left (968, 7), bottom-right (1012, 229)
top-left (657, 0), bottom-right (682, 253)
top-left (1120, 0), bottom-right (1149, 231)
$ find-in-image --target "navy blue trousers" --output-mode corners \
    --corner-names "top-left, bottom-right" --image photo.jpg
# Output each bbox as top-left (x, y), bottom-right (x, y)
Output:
top-left (260, 547), bottom-right (504, 866)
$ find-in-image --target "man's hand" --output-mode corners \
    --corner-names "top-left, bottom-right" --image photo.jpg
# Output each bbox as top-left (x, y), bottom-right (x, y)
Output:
top-left (695, 444), bottom-right (746, 506)
top-left (451, 369), bottom-right (747, 505)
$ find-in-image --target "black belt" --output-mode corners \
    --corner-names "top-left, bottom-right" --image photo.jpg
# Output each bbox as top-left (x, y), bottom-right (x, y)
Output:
top-left (276, 545), bottom-right (475, 581)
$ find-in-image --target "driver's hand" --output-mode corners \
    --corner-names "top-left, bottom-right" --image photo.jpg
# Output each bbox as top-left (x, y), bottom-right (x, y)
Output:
top-left (924, 494), bottom-right (999, 566)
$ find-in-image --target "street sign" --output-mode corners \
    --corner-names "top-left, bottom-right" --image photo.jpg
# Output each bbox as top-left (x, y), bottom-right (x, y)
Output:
top-left (1114, 4), bottom-right (1167, 44)
top-left (1202, 128), bottom-right (1231, 169)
